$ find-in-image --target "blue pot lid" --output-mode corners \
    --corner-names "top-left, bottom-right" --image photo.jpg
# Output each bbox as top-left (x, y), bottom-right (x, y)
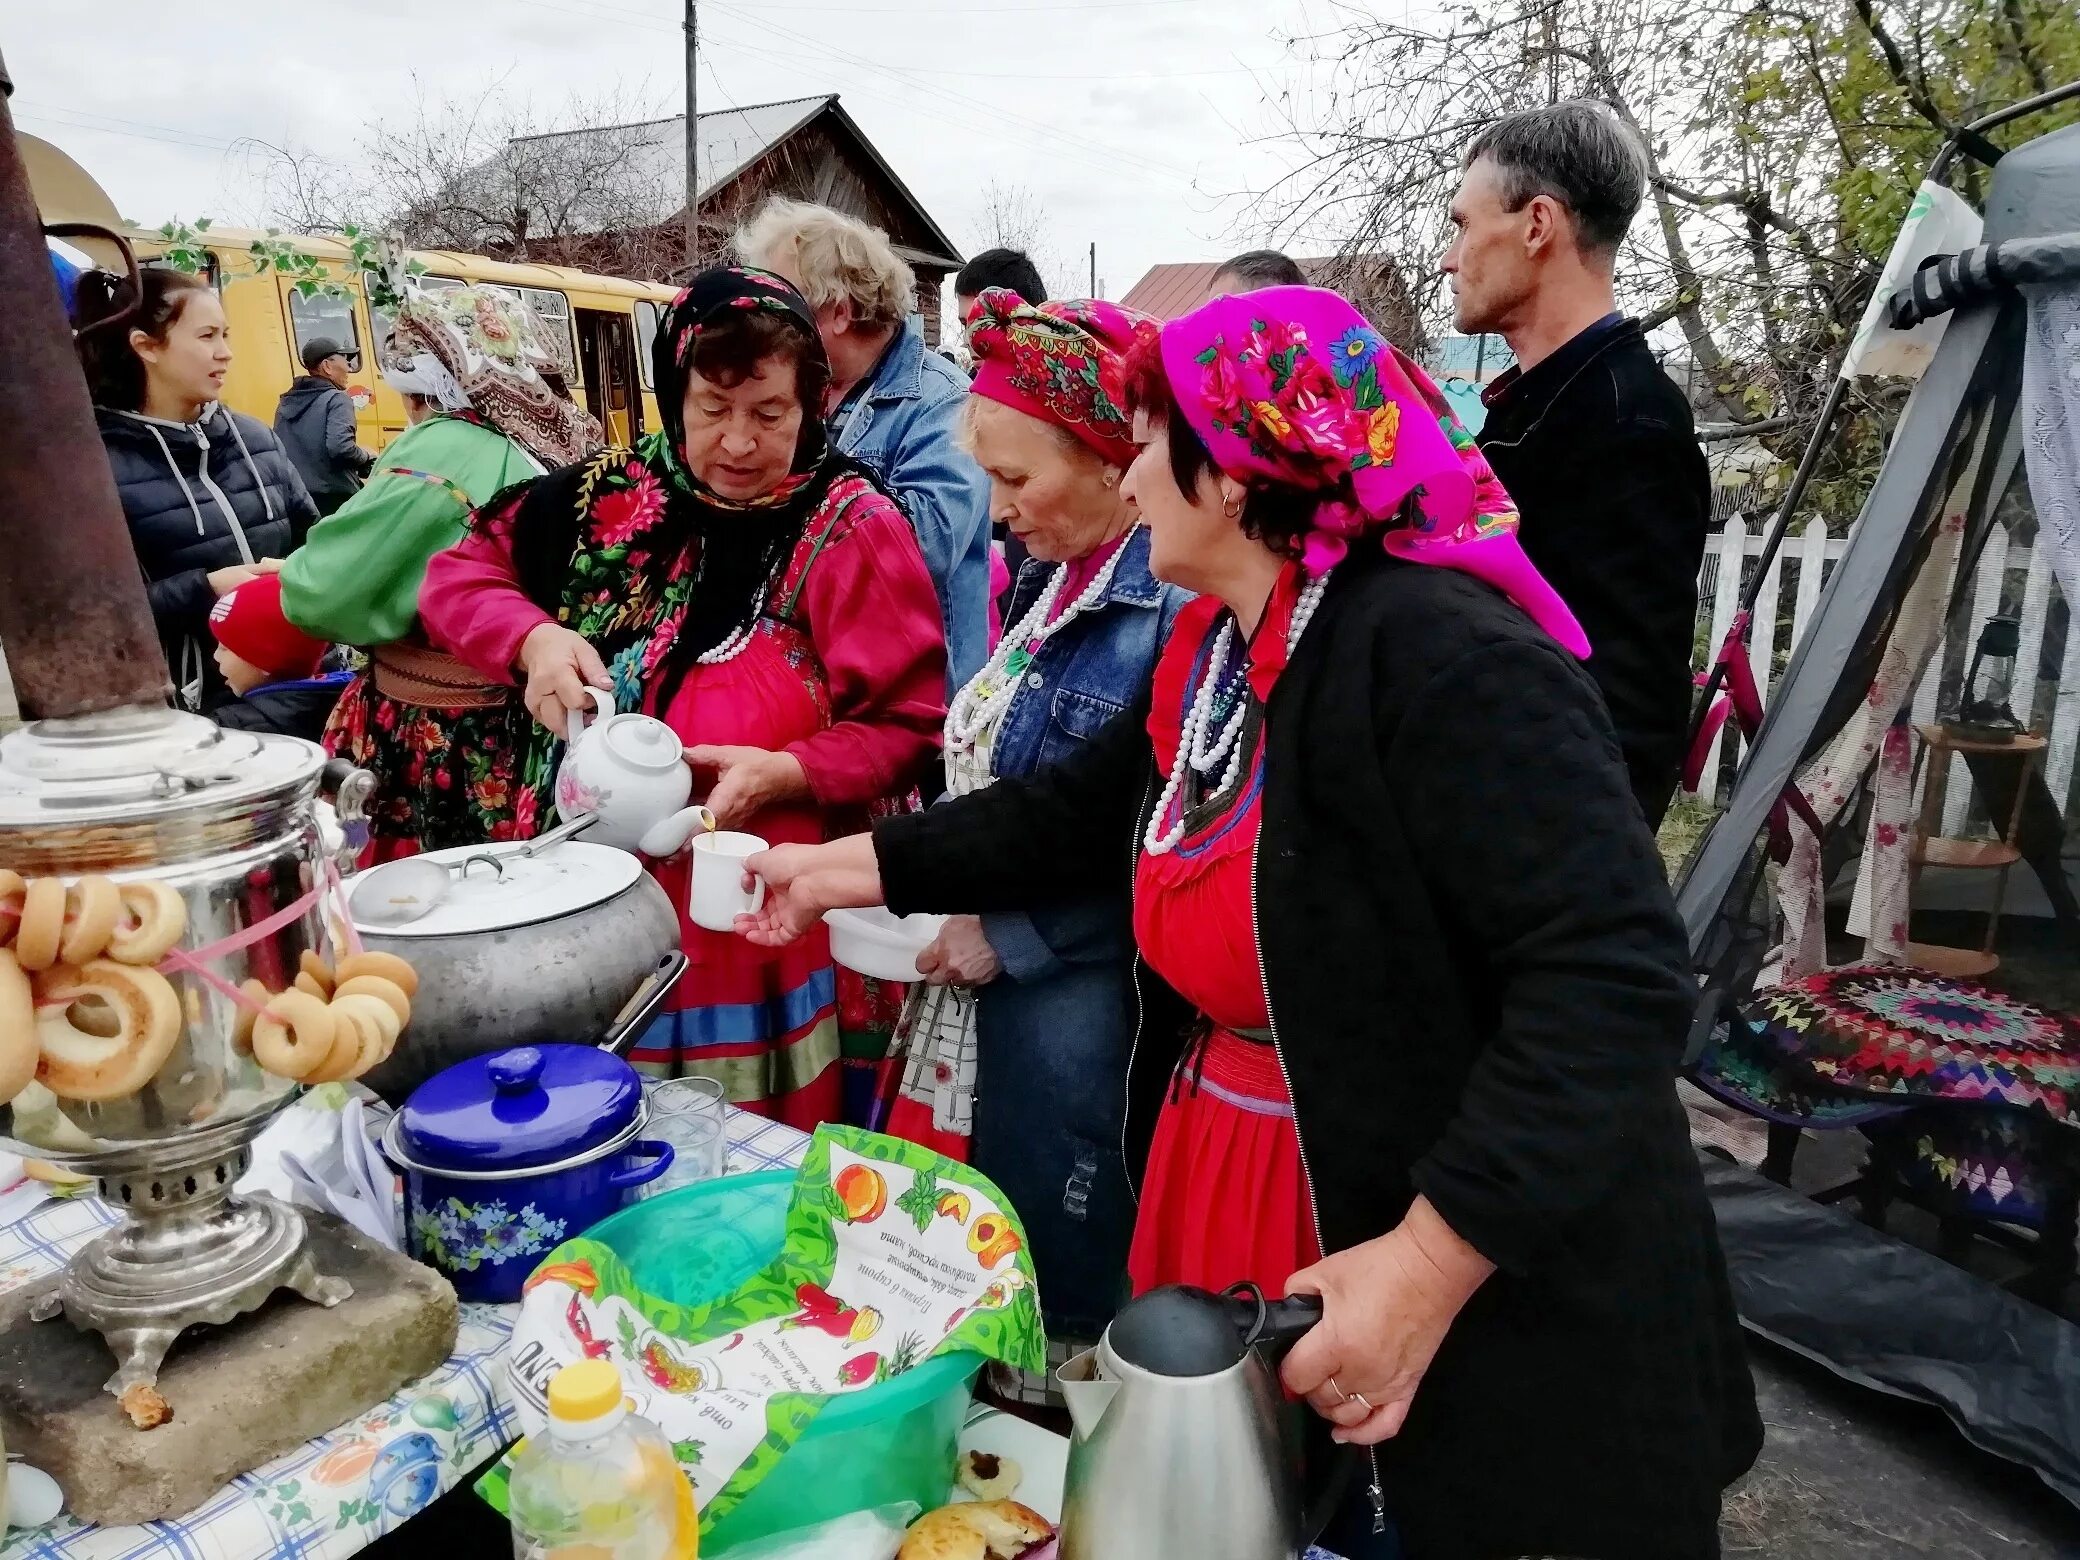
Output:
top-left (397, 1044), bottom-right (641, 1172)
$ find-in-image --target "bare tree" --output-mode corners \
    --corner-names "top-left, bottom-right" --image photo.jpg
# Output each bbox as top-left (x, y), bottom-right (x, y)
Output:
top-left (1252, 0), bottom-right (2079, 474)
top-left (971, 179), bottom-right (1065, 295)
top-left (360, 76), bottom-right (684, 281)
top-left (233, 138), bottom-right (367, 235)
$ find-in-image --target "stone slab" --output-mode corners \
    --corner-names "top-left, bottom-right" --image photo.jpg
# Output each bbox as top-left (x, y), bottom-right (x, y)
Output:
top-left (0, 1211), bottom-right (458, 1527)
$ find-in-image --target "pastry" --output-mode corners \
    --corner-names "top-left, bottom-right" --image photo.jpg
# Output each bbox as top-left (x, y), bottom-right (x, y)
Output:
top-left (107, 881), bottom-right (187, 965)
top-left (333, 950), bottom-right (419, 1000)
top-left (895, 1500), bottom-right (1054, 1560)
top-left (33, 960), bottom-right (184, 1101)
top-left (118, 1382), bottom-right (173, 1430)
top-left (957, 1449), bottom-right (1024, 1501)
top-left (298, 950), bottom-right (335, 997)
top-left (58, 876), bottom-right (121, 965)
top-left (332, 973), bottom-right (411, 1028)
top-left (250, 989), bottom-right (336, 1080)
top-left (14, 878), bottom-right (67, 972)
top-left (0, 949), bottom-right (36, 1104)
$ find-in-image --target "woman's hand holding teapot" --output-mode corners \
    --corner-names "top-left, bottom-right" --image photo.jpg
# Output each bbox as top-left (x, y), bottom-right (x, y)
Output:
top-left (519, 623), bottom-right (612, 738)
top-left (684, 744), bottom-right (809, 831)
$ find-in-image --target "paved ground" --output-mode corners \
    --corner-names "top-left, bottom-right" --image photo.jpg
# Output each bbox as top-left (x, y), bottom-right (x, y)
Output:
top-left (1735, 1343), bottom-right (2080, 1556)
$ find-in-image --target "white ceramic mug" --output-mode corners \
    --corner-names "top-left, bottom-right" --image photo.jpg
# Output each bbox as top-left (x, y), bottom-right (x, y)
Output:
top-left (688, 831), bottom-right (768, 932)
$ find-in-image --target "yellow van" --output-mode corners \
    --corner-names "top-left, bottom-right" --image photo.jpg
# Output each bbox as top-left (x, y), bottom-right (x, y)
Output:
top-left (125, 227), bottom-right (675, 454)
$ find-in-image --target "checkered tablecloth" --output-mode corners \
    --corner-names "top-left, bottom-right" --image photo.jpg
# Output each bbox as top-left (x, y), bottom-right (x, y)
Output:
top-left (0, 1108), bottom-right (810, 1560)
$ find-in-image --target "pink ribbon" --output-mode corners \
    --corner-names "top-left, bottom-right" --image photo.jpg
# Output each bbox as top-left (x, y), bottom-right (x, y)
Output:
top-left (154, 867), bottom-right (362, 1018)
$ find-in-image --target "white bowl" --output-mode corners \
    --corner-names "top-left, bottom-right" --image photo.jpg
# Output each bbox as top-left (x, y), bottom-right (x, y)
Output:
top-left (824, 906), bottom-right (946, 981)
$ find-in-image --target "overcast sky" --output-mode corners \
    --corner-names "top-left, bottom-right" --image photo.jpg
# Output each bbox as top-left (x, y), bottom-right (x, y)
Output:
top-left (10, 0), bottom-right (1373, 301)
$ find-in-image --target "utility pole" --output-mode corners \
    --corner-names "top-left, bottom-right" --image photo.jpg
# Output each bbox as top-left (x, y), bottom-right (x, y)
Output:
top-left (682, 0), bottom-right (700, 269)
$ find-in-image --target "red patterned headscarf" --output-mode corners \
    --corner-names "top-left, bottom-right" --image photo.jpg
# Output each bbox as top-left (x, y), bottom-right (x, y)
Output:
top-left (966, 288), bottom-right (1152, 468)
top-left (1157, 285), bottom-right (1589, 658)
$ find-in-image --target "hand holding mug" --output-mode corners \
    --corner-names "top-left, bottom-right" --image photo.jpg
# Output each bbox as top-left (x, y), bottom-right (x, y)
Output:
top-left (519, 623), bottom-right (611, 738)
top-left (735, 835), bottom-right (883, 945)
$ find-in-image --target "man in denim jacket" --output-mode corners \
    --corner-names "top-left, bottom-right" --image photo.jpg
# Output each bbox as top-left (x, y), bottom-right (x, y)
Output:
top-left (737, 199), bottom-right (991, 693)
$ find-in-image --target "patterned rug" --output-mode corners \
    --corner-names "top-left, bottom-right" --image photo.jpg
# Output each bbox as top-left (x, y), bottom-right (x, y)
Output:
top-left (1739, 965), bottom-right (2080, 1125)
top-left (1886, 1110), bottom-right (2065, 1227)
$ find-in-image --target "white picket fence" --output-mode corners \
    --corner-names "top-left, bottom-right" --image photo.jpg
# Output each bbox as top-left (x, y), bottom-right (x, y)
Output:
top-left (1689, 513), bottom-right (2080, 832)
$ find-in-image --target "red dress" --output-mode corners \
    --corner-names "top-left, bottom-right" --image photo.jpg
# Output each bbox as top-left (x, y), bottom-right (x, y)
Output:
top-left (1127, 568), bottom-right (1323, 1297)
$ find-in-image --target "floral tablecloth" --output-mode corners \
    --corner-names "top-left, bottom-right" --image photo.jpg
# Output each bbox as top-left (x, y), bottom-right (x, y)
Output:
top-left (0, 1109), bottom-right (812, 1560)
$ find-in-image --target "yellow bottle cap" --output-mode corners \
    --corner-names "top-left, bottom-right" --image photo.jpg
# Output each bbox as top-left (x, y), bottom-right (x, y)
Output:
top-left (546, 1360), bottom-right (624, 1424)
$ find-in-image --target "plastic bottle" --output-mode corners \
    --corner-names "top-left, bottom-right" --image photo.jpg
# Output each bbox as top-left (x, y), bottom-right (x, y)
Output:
top-left (510, 1359), bottom-right (698, 1560)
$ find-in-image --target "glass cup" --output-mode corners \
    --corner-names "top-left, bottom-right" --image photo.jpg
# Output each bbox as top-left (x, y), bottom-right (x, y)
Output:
top-left (646, 1076), bottom-right (728, 1189)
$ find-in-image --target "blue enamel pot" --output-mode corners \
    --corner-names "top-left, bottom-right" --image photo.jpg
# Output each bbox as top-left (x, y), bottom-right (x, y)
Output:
top-left (381, 1044), bottom-right (674, 1303)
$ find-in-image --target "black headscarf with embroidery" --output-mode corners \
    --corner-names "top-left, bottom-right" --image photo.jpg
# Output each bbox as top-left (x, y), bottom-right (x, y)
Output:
top-left (493, 266), bottom-right (878, 711)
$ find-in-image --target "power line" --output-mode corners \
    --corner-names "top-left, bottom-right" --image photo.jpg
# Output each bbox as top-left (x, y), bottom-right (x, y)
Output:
top-left (15, 102), bottom-right (242, 153)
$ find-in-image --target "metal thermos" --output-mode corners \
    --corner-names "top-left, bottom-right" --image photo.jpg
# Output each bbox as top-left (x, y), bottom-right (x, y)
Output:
top-left (1057, 1282), bottom-right (1351, 1560)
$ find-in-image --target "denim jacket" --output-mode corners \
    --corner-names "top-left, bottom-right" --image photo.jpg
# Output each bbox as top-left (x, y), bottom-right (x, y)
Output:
top-left (965, 523), bottom-right (1187, 1334)
top-left (977, 526), bottom-right (1189, 984)
top-left (831, 318), bottom-right (992, 693)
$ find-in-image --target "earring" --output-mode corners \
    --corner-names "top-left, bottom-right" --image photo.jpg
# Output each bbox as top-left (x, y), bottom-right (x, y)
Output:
top-left (1103, 469), bottom-right (1119, 489)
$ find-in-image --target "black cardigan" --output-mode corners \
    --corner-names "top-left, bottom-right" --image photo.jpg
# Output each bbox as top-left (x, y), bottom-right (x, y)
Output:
top-left (875, 549), bottom-right (1760, 1560)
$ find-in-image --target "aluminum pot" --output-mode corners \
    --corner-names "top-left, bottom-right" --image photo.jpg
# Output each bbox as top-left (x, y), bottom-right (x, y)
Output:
top-left (380, 1043), bottom-right (674, 1302)
top-left (352, 841), bottom-right (680, 1099)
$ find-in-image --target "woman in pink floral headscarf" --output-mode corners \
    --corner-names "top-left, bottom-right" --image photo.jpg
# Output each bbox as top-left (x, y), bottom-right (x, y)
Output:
top-left (739, 287), bottom-right (1758, 1560)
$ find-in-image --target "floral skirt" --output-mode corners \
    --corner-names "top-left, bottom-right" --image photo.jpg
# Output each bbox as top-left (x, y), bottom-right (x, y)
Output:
top-left (323, 673), bottom-right (538, 862)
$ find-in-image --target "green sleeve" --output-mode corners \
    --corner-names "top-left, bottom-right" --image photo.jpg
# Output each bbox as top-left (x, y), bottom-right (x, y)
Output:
top-left (278, 418), bottom-right (536, 646)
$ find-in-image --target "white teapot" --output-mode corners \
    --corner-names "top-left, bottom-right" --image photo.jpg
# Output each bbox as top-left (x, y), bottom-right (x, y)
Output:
top-left (552, 688), bottom-right (695, 851)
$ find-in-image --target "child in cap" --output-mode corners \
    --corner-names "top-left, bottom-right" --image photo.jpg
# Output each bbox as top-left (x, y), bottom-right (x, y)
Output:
top-left (208, 574), bottom-right (353, 743)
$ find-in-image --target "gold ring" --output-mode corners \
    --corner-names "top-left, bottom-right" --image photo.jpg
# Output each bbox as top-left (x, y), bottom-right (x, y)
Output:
top-left (1328, 1376), bottom-right (1346, 1403)
top-left (1352, 1392), bottom-right (1375, 1413)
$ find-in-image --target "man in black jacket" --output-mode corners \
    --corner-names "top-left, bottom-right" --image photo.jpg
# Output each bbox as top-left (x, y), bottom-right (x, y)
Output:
top-left (1444, 101), bottom-right (1709, 826)
top-left (274, 338), bottom-right (373, 515)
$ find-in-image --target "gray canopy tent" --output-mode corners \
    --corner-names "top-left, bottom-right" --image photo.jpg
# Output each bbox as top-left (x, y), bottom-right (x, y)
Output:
top-left (1675, 90), bottom-right (2080, 1508)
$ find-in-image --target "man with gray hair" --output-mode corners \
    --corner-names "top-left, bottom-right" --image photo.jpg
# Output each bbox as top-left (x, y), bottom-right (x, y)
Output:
top-left (1444, 99), bottom-right (1710, 827)
top-left (737, 197), bottom-right (991, 694)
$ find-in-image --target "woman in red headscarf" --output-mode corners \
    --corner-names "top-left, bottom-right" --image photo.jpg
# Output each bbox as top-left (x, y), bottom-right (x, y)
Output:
top-left (734, 286), bottom-right (1759, 1560)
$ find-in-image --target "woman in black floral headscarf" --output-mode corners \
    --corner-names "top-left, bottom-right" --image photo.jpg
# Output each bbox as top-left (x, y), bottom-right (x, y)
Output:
top-left (421, 267), bottom-right (947, 1125)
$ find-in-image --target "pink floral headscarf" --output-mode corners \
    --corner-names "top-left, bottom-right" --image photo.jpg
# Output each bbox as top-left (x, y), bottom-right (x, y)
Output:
top-left (1158, 285), bottom-right (1589, 658)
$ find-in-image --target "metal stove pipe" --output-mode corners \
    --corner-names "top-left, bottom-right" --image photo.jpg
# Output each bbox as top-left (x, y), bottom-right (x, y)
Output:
top-left (0, 51), bottom-right (174, 719)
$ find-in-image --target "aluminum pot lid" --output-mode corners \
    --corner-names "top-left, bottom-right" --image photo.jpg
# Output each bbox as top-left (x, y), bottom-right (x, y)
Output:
top-left (397, 1043), bottom-right (641, 1171)
top-left (348, 840), bottom-right (642, 938)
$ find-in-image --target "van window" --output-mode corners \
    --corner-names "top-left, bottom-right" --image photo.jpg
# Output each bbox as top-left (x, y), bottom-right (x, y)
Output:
top-left (521, 288), bottom-right (577, 379)
top-left (287, 288), bottom-right (361, 369)
top-left (634, 299), bottom-right (662, 389)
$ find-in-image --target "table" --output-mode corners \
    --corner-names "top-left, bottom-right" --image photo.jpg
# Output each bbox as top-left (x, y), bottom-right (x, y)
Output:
top-left (0, 1107), bottom-right (811, 1560)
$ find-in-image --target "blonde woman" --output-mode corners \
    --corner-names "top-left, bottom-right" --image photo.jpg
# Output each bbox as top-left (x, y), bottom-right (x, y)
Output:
top-left (736, 203), bottom-right (991, 692)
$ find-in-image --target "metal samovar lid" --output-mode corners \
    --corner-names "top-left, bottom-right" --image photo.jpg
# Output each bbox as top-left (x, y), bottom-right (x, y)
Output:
top-left (0, 706), bottom-right (324, 871)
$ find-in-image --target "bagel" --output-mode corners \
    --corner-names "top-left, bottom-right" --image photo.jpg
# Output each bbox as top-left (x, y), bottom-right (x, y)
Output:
top-left (328, 994), bottom-right (398, 1078)
top-left (0, 950), bottom-right (35, 1104)
top-left (332, 991), bottom-right (402, 1059)
top-left (230, 977), bottom-right (271, 1056)
top-left (106, 881), bottom-right (187, 965)
top-left (332, 974), bottom-right (410, 1028)
top-left (294, 971), bottom-right (331, 1002)
top-left (300, 1007), bottom-right (366, 1085)
top-left (14, 879), bottom-right (66, 972)
top-left (298, 950), bottom-right (335, 997)
top-left (58, 876), bottom-right (121, 965)
top-left (0, 869), bottom-right (24, 946)
top-left (251, 990), bottom-right (336, 1081)
top-left (33, 959), bottom-right (183, 1101)
top-left (333, 951), bottom-right (418, 1000)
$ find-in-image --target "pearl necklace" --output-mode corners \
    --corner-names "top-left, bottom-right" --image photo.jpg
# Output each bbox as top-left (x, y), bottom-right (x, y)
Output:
top-left (694, 585), bottom-right (767, 665)
top-left (1143, 568), bottom-right (1333, 856)
top-left (944, 529), bottom-right (1139, 753)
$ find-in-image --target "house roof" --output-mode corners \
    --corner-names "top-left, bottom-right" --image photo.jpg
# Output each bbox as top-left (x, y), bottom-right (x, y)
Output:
top-left (1118, 255), bottom-right (1402, 320)
top-left (501, 95), bottom-right (962, 271)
